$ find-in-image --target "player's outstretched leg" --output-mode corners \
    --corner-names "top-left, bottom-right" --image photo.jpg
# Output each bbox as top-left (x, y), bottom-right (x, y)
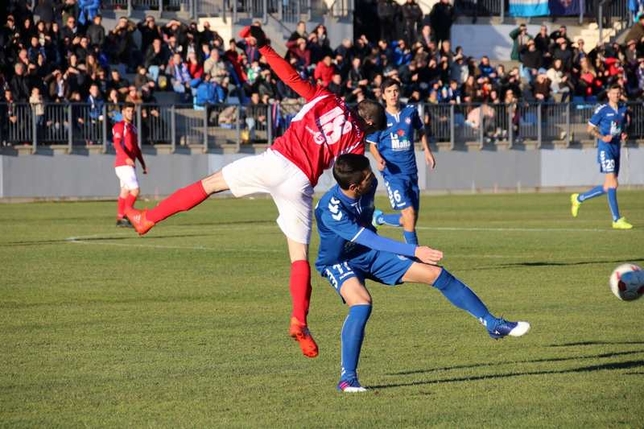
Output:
top-left (572, 186), bottom-right (606, 218)
top-left (431, 268), bottom-right (531, 340)
top-left (337, 304), bottom-right (371, 392)
top-left (126, 181), bottom-right (209, 235)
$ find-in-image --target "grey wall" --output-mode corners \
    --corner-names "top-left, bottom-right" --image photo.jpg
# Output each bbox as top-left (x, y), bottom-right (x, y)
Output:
top-left (1, 147), bottom-right (643, 200)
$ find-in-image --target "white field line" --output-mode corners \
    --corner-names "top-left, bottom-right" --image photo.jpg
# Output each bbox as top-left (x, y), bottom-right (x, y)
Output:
top-left (66, 224), bottom-right (609, 254)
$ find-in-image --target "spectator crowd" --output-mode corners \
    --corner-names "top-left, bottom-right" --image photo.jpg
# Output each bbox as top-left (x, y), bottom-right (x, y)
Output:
top-left (1, 0), bottom-right (644, 145)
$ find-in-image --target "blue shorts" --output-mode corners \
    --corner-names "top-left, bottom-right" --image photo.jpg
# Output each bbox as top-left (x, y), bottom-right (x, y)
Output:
top-left (383, 174), bottom-right (420, 211)
top-left (597, 142), bottom-right (620, 175)
top-left (320, 249), bottom-right (415, 300)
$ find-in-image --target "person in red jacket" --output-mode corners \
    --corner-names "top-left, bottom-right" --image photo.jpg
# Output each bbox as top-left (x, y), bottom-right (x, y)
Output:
top-left (114, 102), bottom-right (148, 227)
top-left (125, 25), bottom-right (385, 359)
top-left (313, 54), bottom-right (336, 87)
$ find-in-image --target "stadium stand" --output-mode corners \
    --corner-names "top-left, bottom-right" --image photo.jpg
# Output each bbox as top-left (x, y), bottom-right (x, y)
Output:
top-left (0, 0), bottom-right (642, 154)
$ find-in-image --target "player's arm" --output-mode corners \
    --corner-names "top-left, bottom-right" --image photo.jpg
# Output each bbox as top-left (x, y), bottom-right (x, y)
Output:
top-left (136, 149), bottom-right (147, 173)
top-left (259, 46), bottom-right (317, 100)
top-left (367, 134), bottom-right (386, 171)
top-left (588, 107), bottom-right (612, 143)
top-left (113, 123), bottom-right (134, 166)
top-left (412, 107), bottom-right (435, 168)
top-left (244, 26), bottom-right (317, 101)
top-left (321, 204), bottom-right (442, 264)
top-left (420, 133), bottom-right (435, 169)
top-left (353, 229), bottom-right (442, 264)
top-left (587, 122), bottom-right (611, 143)
top-left (621, 108), bottom-right (630, 142)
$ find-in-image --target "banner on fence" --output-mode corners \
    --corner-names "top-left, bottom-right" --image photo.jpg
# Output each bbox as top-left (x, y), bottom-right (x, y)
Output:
top-left (548, 0), bottom-right (580, 15)
top-left (509, 0), bottom-right (550, 16)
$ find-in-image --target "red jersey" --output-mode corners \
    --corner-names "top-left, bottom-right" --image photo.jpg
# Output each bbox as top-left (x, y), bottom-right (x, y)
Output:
top-left (113, 120), bottom-right (145, 168)
top-left (260, 46), bottom-right (366, 187)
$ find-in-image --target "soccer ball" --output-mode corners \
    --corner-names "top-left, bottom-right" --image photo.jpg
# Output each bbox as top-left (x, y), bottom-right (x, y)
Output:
top-left (609, 263), bottom-right (644, 301)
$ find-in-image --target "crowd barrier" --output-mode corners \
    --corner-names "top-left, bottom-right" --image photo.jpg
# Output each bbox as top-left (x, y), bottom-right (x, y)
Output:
top-left (98, 0), bottom-right (314, 23)
top-left (2, 100), bottom-right (643, 153)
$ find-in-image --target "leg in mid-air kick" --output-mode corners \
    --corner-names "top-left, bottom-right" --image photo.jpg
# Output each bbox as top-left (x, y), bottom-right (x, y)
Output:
top-left (125, 153), bottom-right (319, 358)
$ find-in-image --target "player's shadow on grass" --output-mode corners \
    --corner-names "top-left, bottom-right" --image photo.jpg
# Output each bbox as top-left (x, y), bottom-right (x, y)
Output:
top-left (3, 232), bottom-right (226, 246)
top-left (470, 258), bottom-right (644, 270)
top-left (371, 359), bottom-right (644, 389)
top-left (390, 349), bottom-right (644, 376)
top-left (549, 340), bottom-right (644, 347)
top-left (165, 219), bottom-right (275, 228)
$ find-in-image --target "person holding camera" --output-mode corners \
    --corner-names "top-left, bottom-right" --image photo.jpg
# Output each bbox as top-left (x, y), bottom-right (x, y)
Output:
top-left (510, 23), bottom-right (532, 62)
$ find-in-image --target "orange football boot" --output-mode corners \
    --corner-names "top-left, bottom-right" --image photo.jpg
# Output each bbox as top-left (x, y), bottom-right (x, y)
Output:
top-left (289, 317), bottom-right (319, 358)
top-left (124, 207), bottom-right (155, 236)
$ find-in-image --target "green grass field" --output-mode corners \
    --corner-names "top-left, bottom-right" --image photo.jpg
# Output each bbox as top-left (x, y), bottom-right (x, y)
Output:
top-left (1, 191), bottom-right (643, 428)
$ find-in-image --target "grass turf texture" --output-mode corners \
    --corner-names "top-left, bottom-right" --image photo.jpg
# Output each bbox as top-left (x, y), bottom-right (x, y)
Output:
top-left (1, 191), bottom-right (643, 428)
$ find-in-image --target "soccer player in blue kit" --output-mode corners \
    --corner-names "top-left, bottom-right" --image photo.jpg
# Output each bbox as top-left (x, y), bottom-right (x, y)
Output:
top-left (315, 154), bottom-right (530, 392)
top-left (571, 84), bottom-right (633, 229)
top-left (368, 78), bottom-right (436, 245)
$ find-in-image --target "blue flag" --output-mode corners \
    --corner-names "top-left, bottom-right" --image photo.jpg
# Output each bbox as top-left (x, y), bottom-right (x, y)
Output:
top-left (509, 0), bottom-right (550, 16)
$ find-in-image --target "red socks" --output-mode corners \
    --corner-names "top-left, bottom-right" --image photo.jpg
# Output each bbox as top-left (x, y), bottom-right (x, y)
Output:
top-left (290, 260), bottom-right (312, 326)
top-left (117, 197), bottom-right (126, 219)
top-left (124, 193), bottom-right (137, 210)
top-left (148, 181), bottom-right (209, 224)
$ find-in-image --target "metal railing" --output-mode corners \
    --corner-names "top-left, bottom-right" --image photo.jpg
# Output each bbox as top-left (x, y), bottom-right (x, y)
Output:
top-left (598, 0), bottom-right (632, 43)
top-left (454, 0), bottom-right (631, 21)
top-left (2, 101), bottom-right (643, 153)
top-left (101, 0), bottom-right (310, 19)
top-left (454, 0), bottom-right (503, 19)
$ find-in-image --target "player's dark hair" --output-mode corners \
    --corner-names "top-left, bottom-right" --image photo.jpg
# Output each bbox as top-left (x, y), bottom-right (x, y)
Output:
top-left (356, 99), bottom-right (386, 134)
top-left (123, 101), bottom-right (136, 110)
top-left (381, 77), bottom-right (401, 92)
top-left (333, 154), bottom-right (371, 190)
top-left (609, 83), bottom-right (622, 91)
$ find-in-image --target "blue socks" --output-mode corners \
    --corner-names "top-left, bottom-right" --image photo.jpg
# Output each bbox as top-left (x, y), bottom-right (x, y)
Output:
top-left (578, 185), bottom-right (605, 202)
top-left (379, 213), bottom-right (401, 227)
top-left (403, 230), bottom-right (418, 245)
top-left (578, 186), bottom-right (621, 221)
top-left (375, 212), bottom-right (416, 244)
top-left (607, 188), bottom-right (620, 221)
top-left (432, 268), bottom-right (497, 330)
top-left (340, 304), bottom-right (372, 381)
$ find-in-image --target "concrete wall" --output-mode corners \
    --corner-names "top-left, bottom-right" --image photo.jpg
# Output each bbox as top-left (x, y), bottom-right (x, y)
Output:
top-left (1, 147), bottom-right (643, 200)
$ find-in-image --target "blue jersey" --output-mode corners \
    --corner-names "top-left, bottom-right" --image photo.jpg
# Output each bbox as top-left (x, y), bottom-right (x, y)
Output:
top-left (589, 102), bottom-right (627, 174)
top-left (588, 103), bottom-right (628, 145)
top-left (314, 180), bottom-right (377, 271)
top-left (366, 105), bottom-right (423, 176)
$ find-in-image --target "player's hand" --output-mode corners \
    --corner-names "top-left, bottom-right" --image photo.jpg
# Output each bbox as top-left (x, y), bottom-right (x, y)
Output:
top-left (415, 246), bottom-right (443, 265)
top-left (621, 132), bottom-right (628, 142)
top-left (142, 167), bottom-right (148, 174)
top-left (246, 25), bottom-right (267, 48)
top-left (601, 135), bottom-right (612, 143)
top-left (376, 158), bottom-right (386, 171)
top-left (425, 151), bottom-right (436, 169)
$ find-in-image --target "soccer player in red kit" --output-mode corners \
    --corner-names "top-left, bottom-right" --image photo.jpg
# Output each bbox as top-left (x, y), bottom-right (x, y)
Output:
top-left (114, 102), bottom-right (148, 227)
top-left (126, 25), bottom-right (386, 358)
